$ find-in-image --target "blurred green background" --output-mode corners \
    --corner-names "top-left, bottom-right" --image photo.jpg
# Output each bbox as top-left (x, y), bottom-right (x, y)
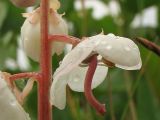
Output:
top-left (0, 0), bottom-right (160, 120)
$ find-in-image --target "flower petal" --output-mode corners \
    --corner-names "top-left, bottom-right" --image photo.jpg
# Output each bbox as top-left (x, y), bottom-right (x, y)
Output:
top-left (50, 75), bottom-right (68, 110)
top-left (67, 65), bottom-right (108, 92)
top-left (0, 72), bottom-right (30, 120)
top-left (54, 38), bottom-right (96, 78)
top-left (95, 34), bottom-right (142, 70)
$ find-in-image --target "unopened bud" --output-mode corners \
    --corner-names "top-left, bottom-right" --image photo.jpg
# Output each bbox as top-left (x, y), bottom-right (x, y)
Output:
top-left (21, 8), bottom-right (68, 62)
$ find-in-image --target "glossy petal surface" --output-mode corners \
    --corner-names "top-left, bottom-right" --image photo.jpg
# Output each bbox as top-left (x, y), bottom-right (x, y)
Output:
top-left (95, 34), bottom-right (142, 70)
top-left (50, 75), bottom-right (67, 109)
top-left (68, 65), bottom-right (108, 92)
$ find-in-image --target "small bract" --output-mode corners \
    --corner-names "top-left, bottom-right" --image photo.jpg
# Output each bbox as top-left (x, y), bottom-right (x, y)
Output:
top-left (50, 33), bottom-right (142, 109)
top-left (21, 7), bottom-right (68, 62)
top-left (0, 72), bottom-right (30, 120)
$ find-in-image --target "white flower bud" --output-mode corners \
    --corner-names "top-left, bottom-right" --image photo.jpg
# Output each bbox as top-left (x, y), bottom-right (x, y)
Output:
top-left (21, 8), bottom-right (68, 62)
top-left (0, 72), bottom-right (30, 120)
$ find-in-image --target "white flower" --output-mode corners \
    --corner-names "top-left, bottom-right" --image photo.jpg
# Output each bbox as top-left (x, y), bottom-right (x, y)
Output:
top-left (50, 33), bottom-right (142, 110)
top-left (0, 72), bottom-right (30, 120)
top-left (21, 7), bottom-right (68, 62)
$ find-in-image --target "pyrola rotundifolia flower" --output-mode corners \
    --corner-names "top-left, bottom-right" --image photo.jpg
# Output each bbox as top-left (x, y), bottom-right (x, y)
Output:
top-left (0, 72), bottom-right (30, 120)
top-left (50, 33), bottom-right (142, 109)
top-left (21, 5), bottom-right (68, 61)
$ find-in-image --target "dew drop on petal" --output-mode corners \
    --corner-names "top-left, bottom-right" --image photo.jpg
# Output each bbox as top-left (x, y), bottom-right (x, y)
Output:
top-left (124, 46), bottom-right (131, 51)
top-left (107, 33), bottom-right (115, 37)
top-left (10, 99), bottom-right (16, 106)
top-left (73, 75), bottom-right (80, 82)
top-left (105, 45), bottom-right (112, 50)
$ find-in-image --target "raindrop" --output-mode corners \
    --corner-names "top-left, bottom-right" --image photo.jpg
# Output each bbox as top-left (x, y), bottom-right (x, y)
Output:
top-left (105, 45), bottom-right (112, 50)
top-left (10, 99), bottom-right (16, 106)
top-left (73, 75), bottom-right (80, 82)
top-left (107, 33), bottom-right (115, 37)
top-left (124, 46), bottom-right (131, 51)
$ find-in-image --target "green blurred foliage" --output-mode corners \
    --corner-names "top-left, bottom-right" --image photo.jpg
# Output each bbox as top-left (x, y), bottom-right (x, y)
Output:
top-left (0, 0), bottom-right (160, 120)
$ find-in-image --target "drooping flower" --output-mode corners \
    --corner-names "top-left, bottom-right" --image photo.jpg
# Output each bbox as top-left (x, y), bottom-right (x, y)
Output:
top-left (21, 5), bottom-right (68, 61)
top-left (0, 72), bottom-right (30, 120)
top-left (50, 33), bottom-right (142, 110)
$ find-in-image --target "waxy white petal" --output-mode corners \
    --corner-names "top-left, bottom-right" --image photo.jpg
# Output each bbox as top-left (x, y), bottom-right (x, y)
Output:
top-left (94, 34), bottom-right (142, 70)
top-left (0, 72), bottom-right (30, 120)
top-left (50, 75), bottom-right (68, 109)
top-left (51, 65), bottom-right (107, 109)
top-left (53, 38), bottom-right (96, 78)
top-left (68, 66), bottom-right (108, 92)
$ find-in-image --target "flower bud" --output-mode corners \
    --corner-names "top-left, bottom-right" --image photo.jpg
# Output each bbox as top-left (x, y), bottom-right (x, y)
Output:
top-left (10, 0), bottom-right (39, 8)
top-left (21, 8), bottom-right (68, 62)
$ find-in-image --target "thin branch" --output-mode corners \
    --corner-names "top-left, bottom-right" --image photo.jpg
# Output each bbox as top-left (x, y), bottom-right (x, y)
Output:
top-left (135, 37), bottom-right (160, 56)
top-left (10, 72), bottom-right (40, 82)
top-left (48, 34), bottom-right (80, 46)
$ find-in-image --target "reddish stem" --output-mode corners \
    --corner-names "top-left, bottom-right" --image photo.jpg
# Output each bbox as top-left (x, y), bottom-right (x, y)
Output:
top-left (84, 55), bottom-right (106, 115)
top-left (10, 72), bottom-right (40, 82)
top-left (48, 34), bottom-right (80, 46)
top-left (39, 0), bottom-right (52, 120)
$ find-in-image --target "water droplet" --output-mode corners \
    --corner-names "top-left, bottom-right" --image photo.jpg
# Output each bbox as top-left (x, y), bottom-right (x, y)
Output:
top-left (107, 33), bottom-right (115, 37)
top-left (116, 36), bottom-right (121, 40)
top-left (73, 75), bottom-right (80, 82)
top-left (124, 46), bottom-right (131, 51)
top-left (10, 99), bottom-right (16, 106)
top-left (105, 45), bottom-right (112, 50)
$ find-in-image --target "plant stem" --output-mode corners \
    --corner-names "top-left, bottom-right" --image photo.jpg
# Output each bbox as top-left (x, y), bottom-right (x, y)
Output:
top-left (38, 0), bottom-right (52, 120)
top-left (135, 37), bottom-right (160, 56)
top-left (10, 72), bottom-right (40, 81)
top-left (48, 34), bottom-right (80, 46)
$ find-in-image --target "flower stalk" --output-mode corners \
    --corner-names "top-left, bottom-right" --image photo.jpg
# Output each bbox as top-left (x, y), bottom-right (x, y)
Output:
top-left (48, 35), bottom-right (80, 46)
top-left (10, 72), bottom-right (40, 82)
top-left (38, 0), bottom-right (52, 120)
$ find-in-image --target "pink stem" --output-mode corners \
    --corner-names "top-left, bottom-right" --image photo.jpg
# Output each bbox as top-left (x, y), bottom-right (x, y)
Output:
top-left (10, 72), bottom-right (40, 82)
top-left (38, 0), bottom-right (52, 120)
top-left (84, 55), bottom-right (106, 115)
top-left (48, 34), bottom-right (80, 46)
